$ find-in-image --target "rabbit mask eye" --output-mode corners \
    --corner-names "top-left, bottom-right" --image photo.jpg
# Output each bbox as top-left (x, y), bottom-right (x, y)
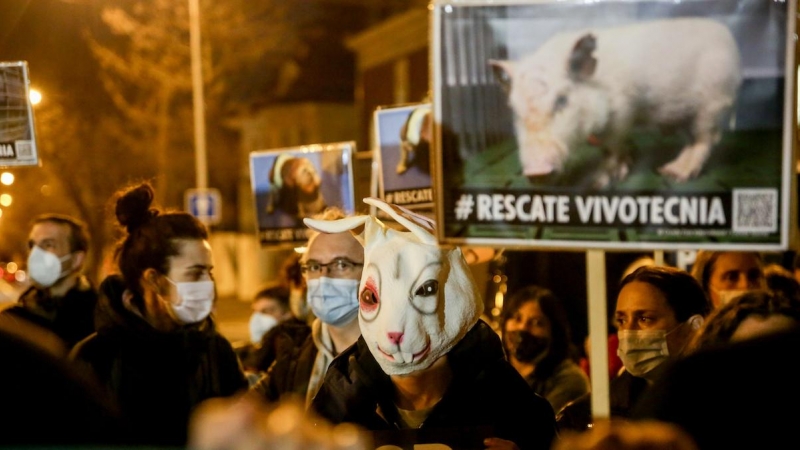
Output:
top-left (411, 278), bottom-right (440, 315)
top-left (360, 279), bottom-right (380, 315)
top-left (415, 280), bottom-right (438, 297)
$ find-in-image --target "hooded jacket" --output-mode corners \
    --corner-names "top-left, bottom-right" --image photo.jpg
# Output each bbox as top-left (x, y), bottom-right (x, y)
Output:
top-left (311, 320), bottom-right (558, 450)
top-left (70, 275), bottom-right (247, 447)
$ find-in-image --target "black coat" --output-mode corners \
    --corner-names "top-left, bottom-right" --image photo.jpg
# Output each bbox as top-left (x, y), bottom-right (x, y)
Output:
top-left (311, 320), bottom-right (558, 450)
top-left (70, 275), bottom-right (248, 447)
top-left (0, 329), bottom-right (127, 447)
top-left (632, 327), bottom-right (800, 450)
top-left (4, 276), bottom-right (97, 348)
top-left (250, 318), bottom-right (317, 403)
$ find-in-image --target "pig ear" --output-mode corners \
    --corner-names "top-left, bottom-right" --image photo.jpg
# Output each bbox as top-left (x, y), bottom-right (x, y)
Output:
top-left (489, 59), bottom-right (514, 94)
top-left (363, 197), bottom-right (438, 246)
top-left (568, 33), bottom-right (597, 82)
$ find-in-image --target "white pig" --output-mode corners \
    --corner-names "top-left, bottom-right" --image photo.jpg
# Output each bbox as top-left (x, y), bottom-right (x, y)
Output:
top-left (491, 18), bottom-right (742, 187)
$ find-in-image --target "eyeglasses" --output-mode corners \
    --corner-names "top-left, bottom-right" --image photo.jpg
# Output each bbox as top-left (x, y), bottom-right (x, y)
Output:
top-left (300, 258), bottom-right (363, 277)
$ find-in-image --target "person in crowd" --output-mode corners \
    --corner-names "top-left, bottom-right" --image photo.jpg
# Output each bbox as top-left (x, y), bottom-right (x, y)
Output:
top-left (283, 250), bottom-right (315, 325)
top-left (69, 182), bottom-right (247, 447)
top-left (251, 206), bottom-right (363, 408)
top-left (249, 283), bottom-right (293, 345)
top-left (0, 328), bottom-right (130, 447)
top-left (690, 250), bottom-right (764, 308)
top-left (762, 262), bottom-right (800, 299)
top-left (557, 265), bottom-right (711, 432)
top-left (553, 419), bottom-right (700, 450)
top-left (688, 289), bottom-right (800, 352)
top-left (501, 285), bottom-right (590, 415)
top-left (189, 393), bottom-right (372, 450)
top-left (0, 213), bottom-right (97, 351)
top-left (630, 325), bottom-right (800, 450)
top-left (243, 252), bottom-right (313, 380)
top-left (308, 198), bottom-right (557, 450)
top-left (579, 255), bottom-right (651, 382)
top-left (237, 282), bottom-right (294, 383)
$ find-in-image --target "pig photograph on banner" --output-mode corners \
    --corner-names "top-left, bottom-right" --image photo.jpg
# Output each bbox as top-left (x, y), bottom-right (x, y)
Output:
top-left (374, 103), bottom-right (434, 210)
top-left (249, 142), bottom-right (356, 246)
top-left (432, 0), bottom-right (794, 250)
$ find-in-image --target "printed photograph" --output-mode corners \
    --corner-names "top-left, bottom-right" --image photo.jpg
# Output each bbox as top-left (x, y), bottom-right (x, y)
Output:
top-left (433, 0), bottom-right (793, 250)
top-left (249, 142), bottom-right (355, 246)
top-left (0, 61), bottom-right (38, 168)
top-left (375, 103), bottom-right (434, 210)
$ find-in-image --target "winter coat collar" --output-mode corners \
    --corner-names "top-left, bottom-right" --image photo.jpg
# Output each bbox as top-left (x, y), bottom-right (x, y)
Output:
top-left (94, 274), bottom-right (214, 342)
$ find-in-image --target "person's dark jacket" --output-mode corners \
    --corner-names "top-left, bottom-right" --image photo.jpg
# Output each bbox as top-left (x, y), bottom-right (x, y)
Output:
top-left (555, 369), bottom-right (651, 432)
top-left (0, 328), bottom-right (128, 447)
top-left (3, 275), bottom-right (97, 348)
top-left (246, 317), bottom-right (312, 373)
top-left (311, 320), bottom-right (557, 450)
top-left (70, 275), bottom-right (248, 447)
top-left (250, 319), bottom-right (317, 402)
top-left (632, 327), bottom-right (800, 450)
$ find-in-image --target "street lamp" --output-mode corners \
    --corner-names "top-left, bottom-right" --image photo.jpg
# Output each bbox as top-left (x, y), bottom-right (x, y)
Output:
top-left (29, 88), bottom-right (42, 106)
top-left (0, 172), bottom-right (13, 185)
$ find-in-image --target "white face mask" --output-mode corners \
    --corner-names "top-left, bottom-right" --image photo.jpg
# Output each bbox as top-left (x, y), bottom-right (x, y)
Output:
top-left (27, 246), bottom-right (73, 288)
top-left (249, 312), bottom-right (278, 344)
top-left (164, 278), bottom-right (215, 324)
top-left (306, 277), bottom-right (359, 327)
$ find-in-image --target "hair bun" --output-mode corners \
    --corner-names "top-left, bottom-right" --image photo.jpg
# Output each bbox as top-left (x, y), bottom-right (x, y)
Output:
top-left (115, 182), bottom-right (159, 233)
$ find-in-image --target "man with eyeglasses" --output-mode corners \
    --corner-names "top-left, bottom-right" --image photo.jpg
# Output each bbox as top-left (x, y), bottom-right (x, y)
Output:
top-left (251, 207), bottom-right (363, 408)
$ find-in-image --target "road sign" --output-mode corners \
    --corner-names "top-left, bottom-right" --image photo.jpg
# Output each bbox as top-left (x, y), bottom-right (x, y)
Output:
top-left (185, 188), bottom-right (221, 225)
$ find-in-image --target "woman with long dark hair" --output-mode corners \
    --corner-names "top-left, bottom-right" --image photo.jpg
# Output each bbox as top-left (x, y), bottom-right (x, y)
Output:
top-left (501, 285), bottom-right (590, 415)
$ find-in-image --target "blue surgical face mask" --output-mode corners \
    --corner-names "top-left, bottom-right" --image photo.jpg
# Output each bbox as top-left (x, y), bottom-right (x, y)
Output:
top-left (306, 277), bottom-right (359, 327)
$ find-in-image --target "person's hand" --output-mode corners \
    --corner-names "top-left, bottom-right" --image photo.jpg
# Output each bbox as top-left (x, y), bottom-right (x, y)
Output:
top-left (188, 392), bottom-right (371, 450)
top-left (552, 419), bottom-right (699, 450)
top-left (484, 437), bottom-right (520, 450)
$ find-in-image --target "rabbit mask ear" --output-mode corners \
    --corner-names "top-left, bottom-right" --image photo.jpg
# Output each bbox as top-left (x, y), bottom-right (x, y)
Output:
top-left (356, 198), bottom-right (483, 376)
top-left (304, 213), bottom-right (384, 249)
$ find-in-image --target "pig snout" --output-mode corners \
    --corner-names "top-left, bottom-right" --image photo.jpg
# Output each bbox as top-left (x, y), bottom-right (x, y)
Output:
top-left (517, 130), bottom-right (568, 177)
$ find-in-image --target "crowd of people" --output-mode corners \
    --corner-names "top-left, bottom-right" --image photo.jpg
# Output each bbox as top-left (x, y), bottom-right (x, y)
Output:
top-left (2, 182), bottom-right (799, 449)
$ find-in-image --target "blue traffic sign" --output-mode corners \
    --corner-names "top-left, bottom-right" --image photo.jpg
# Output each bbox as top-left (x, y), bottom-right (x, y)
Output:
top-left (185, 188), bottom-right (221, 225)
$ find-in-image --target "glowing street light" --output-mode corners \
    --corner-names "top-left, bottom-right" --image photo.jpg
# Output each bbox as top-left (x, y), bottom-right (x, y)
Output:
top-left (0, 172), bottom-right (13, 185)
top-left (0, 194), bottom-right (11, 207)
top-left (29, 88), bottom-right (42, 105)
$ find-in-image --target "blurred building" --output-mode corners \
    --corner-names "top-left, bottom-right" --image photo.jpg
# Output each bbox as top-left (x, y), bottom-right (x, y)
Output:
top-left (223, 0), bottom-right (429, 299)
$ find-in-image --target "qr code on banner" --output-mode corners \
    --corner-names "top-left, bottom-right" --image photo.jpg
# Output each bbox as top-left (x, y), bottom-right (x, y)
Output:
top-left (732, 188), bottom-right (778, 233)
top-left (15, 140), bottom-right (33, 159)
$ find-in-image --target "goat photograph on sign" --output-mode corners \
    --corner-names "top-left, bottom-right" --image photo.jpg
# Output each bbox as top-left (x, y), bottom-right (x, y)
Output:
top-left (249, 142), bottom-right (356, 246)
top-left (374, 103), bottom-right (434, 210)
top-left (432, 0), bottom-right (794, 251)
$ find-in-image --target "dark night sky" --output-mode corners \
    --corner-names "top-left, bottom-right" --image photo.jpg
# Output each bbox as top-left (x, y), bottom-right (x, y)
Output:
top-left (0, 0), bottom-right (103, 104)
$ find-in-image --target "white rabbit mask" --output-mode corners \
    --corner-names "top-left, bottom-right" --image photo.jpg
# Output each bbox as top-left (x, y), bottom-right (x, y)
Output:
top-left (304, 198), bottom-right (483, 376)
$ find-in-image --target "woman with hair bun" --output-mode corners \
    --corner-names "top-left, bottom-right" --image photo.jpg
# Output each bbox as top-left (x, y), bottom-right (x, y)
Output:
top-left (70, 182), bottom-right (247, 447)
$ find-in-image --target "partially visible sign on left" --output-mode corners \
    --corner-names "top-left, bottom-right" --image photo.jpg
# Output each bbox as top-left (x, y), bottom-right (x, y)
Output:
top-left (0, 61), bottom-right (38, 168)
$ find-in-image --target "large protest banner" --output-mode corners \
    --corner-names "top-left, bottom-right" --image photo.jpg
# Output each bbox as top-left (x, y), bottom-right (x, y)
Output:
top-left (432, 0), bottom-right (795, 251)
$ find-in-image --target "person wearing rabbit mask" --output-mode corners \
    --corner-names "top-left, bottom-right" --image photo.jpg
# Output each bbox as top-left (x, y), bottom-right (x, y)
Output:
top-left (308, 198), bottom-right (557, 450)
top-left (251, 207), bottom-right (363, 408)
